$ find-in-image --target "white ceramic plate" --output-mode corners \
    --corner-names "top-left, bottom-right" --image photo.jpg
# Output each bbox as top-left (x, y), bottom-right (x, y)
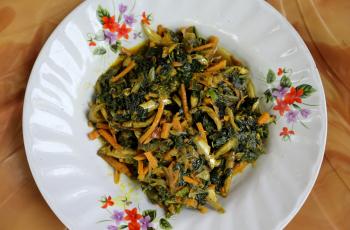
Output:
top-left (23, 0), bottom-right (327, 229)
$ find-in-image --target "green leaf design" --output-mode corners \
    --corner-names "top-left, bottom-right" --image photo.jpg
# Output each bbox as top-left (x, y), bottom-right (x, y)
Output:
top-left (97, 5), bottom-right (110, 24)
top-left (263, 89), bottom-right (273, 103)
top-left (159, 218), bottom-right (172, 230)
top-left (142, 209), bottom-right (157, 222)
top-left (119, 225), bottom-right (128, 229)
top-left (110, 41), bottom-right (121, 53)
top-left (95, 30), bottom-right (105, 41)
top-left (296, 84), bottom-right (316, 98)
top-left (280, 75), bottom-right (292, 88)
top-left (266, 69), bottom-right (276, 83)
top-left (93, 46), bottom-right (107, 55)
top-left (292, 103), bottom-right (301, 110)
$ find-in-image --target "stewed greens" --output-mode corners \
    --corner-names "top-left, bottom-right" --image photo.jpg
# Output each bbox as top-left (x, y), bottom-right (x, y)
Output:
top-left (88, 24), bottom-right (274, 216)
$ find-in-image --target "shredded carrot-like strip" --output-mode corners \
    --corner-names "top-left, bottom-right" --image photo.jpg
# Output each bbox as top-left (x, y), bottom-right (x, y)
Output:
top-left (183, 176), bottom-right (199, 185)
top-left (161, 123), bottom-right (172, 139)
top-left (137, 160), bottom-right (144, 179)
top-left (133, 154), bottom-right (146, 161)
top-left (184, 198), bottom-right (198, 208)
top-left (233, 162), bottom-right (248, 175)
top-left (164, 148), bottom-right (177, 161)
top-left (172, 114), bottom-right (182, 132)
top-left (139, 100), bottom-right (165, 143)
top-left (206, 60), bottom-right (227, 72)
top-left (96, 123), bottom-right (109, 129)
top-left (101, 155), bottom-right (132, 177)
top-left (121, 47), bottom-right (133, 56)
top-left (196, 122), bottom-right (207, 142)
top-left (88, 130), bottom-right (100, 140)
top-left (164, 162), bottom-right (179, 194)
top-left (181, 120), bottom-right (188, 130)
top-left (198, 205), bottom-right (208, 214)
top-left (144, 151), bottom-right (158, 170)
top-left (143, 166), bottom-right (149, 176)
top-left (143, 135), bottom-right (153, 144)
top-left (113, 170), bottom-right (120, 184)
top-left (172, 61), bottom-right (183, 67)
top-left (98, 129), bottom-right (121, 149)
top-left (192, 36), bottom-right (218, 52)
top-left (192, 42), bottom-right (215, 52)
top-left (208, 36), bottom-right (219, 46)
top-left (111, 61), bottom-right (136, 82)
top-left (258, 112), bottom-right (271, 125)
top-left (180, 84), bottom-right (191, 121)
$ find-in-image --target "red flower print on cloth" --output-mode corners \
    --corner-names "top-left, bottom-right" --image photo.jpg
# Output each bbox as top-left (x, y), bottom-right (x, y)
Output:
top-left (141, 11), bottom-right (151, 25)
top-left (124, 208), bottom-right (142, 222)
top-left (101, 196), bottom-right (114, 208)
top-left (102, 16), bottom-right (119, 32)
top-left (284, 87), bottom-right (303, 104)
top-left (273, 98), bottom-right (290, 116)
top-left (277, 67), bottom-right (283, 76)
top-left (116, 23), bottom-right (132, 39)
top-left (279, 127), bottom-right (295, 140)
top-left (128, 221), bottom-right (141, 230)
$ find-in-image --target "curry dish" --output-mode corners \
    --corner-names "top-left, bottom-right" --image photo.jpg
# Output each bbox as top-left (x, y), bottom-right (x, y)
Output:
top-left (88, 24), bottom-right (274, 217)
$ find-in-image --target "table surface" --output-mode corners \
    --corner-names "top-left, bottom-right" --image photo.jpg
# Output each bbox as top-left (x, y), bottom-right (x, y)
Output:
top-left (0, 0), bottom-right (349, 229)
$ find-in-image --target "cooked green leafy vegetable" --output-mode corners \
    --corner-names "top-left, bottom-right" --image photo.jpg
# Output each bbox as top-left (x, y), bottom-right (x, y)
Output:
top-left (88, 25), bottom-right (274, 216)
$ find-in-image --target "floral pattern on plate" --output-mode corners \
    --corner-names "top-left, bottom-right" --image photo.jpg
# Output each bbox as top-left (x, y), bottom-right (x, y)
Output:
top-left (98, 183), bottom-right (172, 230)
top-left (99, 196), bottom-right (172, 230)
top-left (263, 68), bottom-right (316, 140)
top-left (87, 2), bottom-right (152, 55)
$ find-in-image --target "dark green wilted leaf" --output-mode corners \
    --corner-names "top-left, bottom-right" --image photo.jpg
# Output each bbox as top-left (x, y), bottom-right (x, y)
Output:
top-left (266, 69), bottom-right (276, 83)
top-left (159, 218), bottom-right (172, 230)
top-left (207, 88), bottom-right (218, 101)
top-left (93, 46), bottom-right (107, 55)
top-left (263, 89), bottom-right (273, 103)
top-left (280, 75), bottom-right (292, 88)
top-left (97, 5), bottom-right (110, 24)
top-left (296, 84), bottom-right (316, 98)
top-left (142, 209), bottom-right (157, 222)
top-left (110, 41), bottom-right (121, 53)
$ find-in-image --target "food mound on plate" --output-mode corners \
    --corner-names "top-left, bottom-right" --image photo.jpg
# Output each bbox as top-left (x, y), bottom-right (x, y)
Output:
top-left (88, 24), bottom-right (274, 217)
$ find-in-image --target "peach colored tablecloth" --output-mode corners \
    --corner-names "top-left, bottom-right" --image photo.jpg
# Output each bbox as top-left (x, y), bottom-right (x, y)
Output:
top-left (0, 0), bottom-right (349, 229)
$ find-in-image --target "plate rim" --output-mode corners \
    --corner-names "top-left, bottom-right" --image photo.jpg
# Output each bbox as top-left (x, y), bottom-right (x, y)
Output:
top-left (22, 0), bottom-right (328, 229)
